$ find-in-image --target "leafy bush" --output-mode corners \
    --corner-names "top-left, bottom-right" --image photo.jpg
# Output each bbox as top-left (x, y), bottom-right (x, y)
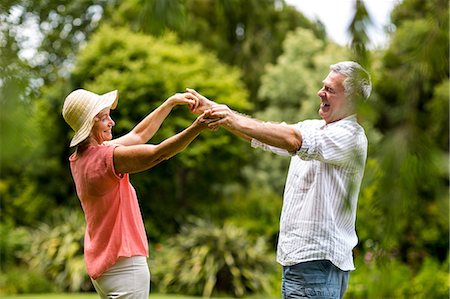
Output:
top-left (0, 223), bottom-right (30, 270)
top-left (0, 267), bottom-right (54, 295)
top-left (19, 209), bottom-right (91, 292)
top-left (219, 184), bottom-right (282, 243)
top-left (410, 256), bottom-right (450, 298)
top-left (347, 255), bottom-right (449, 298)
top-left (347, 256), bottom-right (412, 298)
top-left (152, 219), bottom-right (277, 297)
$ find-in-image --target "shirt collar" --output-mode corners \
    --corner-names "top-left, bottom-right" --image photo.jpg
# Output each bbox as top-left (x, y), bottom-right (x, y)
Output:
top-left (321, 114), bottom-right (357, 129)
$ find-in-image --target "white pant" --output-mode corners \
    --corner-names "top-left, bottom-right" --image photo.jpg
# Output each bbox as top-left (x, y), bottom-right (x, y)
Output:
top-left (91, 256), bottom-right (150, 299)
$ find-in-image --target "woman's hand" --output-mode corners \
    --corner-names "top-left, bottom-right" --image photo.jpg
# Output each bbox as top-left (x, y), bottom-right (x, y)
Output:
top-left (167, 92), bottom-right (200, 111)
top-left (191, 110), bottom-right (219, 131)
top-left (185, 88), bottom-right (216, 114)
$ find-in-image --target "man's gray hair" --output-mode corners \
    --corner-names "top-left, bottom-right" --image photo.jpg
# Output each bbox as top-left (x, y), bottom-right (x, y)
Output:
top-left (330, 61), bottom-right (372, 100)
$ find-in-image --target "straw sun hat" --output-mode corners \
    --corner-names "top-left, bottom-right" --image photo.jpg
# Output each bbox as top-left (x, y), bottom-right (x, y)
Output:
top-left (62, 89), bottom-right (119, 147)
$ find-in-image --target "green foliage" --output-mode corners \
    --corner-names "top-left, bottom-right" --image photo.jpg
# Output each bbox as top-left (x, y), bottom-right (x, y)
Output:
top-left (0, 224), bottom-right (30, 270)
top-left (348, 0), bottom-right (373, 67)
top-left (426, 80), bottom-right (449, 149)
top-left (1, 79), bottom-right (72, 226)
top-left (347, 256), bottom-right (412, 298)
top-left (19, 210), bottom-right (90, 292)
top-left (216, 185), bottom-right (282, 241)
top-left (258, 27), bottom-right (350, 121)
top-left (369, 0), bottom-right (449, 265)
top-left (72, 25), bottom-right (249, 111)
top-left (0, 36), bottom-right (73, 225)
top-left (152, 219), bottom-right (277, 297)
top-left (112, 0), bottom-right (326, 100)
top-left (0, 267), bottom-right (55, 295)
top-left (347, 255), bottom-right (450, 298)
top-left (409, 256), bottom-right (450, 298)
top-left (0, 0), bottom-right (112, 83)
top-left (0, 55), bottom-right (36, 169)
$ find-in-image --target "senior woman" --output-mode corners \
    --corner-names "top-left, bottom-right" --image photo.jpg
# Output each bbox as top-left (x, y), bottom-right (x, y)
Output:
top-left (62, 88), bottom-right (213, 298)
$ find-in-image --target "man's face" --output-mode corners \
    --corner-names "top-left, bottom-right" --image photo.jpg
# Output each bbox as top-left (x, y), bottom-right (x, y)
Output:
top-left (317, 72), bottom-right (353, 124)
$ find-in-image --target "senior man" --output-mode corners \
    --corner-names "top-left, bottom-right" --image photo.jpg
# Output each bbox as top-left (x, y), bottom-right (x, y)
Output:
top-left (188, 61), bottom-right (372, 299)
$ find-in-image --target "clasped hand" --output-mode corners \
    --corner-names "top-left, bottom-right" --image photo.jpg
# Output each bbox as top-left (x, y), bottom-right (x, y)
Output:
top-left (167, 91), bottom-right (226, 130)
top-left (184, 88), bottom-right (235, 130)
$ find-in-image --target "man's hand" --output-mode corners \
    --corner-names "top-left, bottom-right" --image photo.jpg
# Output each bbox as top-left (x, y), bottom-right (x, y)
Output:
top-left (167, 92), bottom-right (200, 111)
top-left (186, 88), bottom-right (216, 114)
top-left (204, 104), bottom-right (237, 130)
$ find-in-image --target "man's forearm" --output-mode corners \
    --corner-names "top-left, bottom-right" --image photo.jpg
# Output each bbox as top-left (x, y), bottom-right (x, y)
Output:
top-left (231, 113), bottom-right (302, 153)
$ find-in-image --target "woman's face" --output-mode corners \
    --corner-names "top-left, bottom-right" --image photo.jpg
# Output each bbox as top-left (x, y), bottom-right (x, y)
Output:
top-left (90, 107), bottom-right (115, 144)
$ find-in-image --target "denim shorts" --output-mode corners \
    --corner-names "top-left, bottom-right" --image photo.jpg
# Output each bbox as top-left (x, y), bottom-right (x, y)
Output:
top-left (91, 256), bottom-right (150, 299)
top-left (282, 260), bottom-right (350, 299)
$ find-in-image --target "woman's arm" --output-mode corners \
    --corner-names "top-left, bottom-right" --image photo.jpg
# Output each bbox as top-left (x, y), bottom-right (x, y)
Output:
top-left (113, 112), bottom-right (210, 174)
top-left (108, 92), bottom-right (199, 146)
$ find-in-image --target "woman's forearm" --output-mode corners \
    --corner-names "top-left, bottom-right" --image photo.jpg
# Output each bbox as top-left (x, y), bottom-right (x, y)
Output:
top-left (109, 100), bottom-right (174, 146)
top-left (131, 100), bottom-right (174, 143)
top-left (113, 122), bottom-right (204, 174)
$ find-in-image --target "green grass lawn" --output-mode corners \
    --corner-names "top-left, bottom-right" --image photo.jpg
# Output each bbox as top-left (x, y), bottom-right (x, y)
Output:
top-left (1, 294), bottom-right (205, 299)
top-left (1, 293), bottom-right (277, 299)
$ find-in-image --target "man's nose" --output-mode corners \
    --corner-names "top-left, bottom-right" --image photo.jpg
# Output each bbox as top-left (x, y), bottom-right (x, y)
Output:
top-left (317, 89), bottom-right (325, 97)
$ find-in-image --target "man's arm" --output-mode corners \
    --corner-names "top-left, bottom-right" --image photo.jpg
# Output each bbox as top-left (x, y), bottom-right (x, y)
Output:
top-left (207, 105), bottom-right (302, 153)
top-left (186, 88), bottom-right (302, 152)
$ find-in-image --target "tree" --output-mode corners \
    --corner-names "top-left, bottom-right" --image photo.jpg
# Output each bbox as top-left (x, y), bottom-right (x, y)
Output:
top-left (0, 0), bottom-right (114, 84)
top-left (348, 0), bottom-right (373, 68)
top-left (370, 0), bottom-right (449, 266)
top-left (112, 0), bottom-right (326, 106)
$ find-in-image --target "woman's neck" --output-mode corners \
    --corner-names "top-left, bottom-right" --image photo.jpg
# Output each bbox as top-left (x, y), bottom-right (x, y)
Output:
top-left (76, 138), bottom-right (100, 155)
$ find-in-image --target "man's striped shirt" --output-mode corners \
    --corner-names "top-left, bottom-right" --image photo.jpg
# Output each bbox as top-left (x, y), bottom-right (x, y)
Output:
top-left (251, 115), bottom-right (368, 271)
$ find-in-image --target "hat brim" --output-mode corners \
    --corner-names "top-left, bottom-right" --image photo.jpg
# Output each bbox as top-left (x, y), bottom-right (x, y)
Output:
top-left (69, 90), bottom-right (119, 147)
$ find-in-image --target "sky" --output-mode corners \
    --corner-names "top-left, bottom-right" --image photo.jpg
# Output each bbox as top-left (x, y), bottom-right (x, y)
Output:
top-left (285, 0), bottom-right (401, 48)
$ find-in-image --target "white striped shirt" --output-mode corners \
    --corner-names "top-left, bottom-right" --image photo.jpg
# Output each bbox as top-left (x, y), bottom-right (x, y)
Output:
top-left (251, 115), bottom-right (367, 271)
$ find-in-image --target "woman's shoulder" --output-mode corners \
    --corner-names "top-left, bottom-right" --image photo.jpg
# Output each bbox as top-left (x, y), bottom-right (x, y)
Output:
top-left (70, 144), bottom-right (115, 161)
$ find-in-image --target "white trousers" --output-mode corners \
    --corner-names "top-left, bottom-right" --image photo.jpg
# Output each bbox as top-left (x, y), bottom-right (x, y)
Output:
top-left (91, 256), bottom-right (150, 299)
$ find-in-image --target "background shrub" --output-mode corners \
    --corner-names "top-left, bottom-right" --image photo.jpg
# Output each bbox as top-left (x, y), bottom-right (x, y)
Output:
top-left (19, 209), bottom-right (91, 292)
top-left (347, 255), bottom-right (450, 299)
top-left (0, 267), bottom-right (54, 295)
top-left (152, 219), bottom-right (277, 297)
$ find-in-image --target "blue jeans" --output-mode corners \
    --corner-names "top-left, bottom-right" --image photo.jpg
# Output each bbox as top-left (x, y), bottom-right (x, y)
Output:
top-left (282, 260), bottom-right (350, 299)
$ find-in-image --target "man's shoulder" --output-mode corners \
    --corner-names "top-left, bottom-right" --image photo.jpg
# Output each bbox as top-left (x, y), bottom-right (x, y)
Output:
top-left (295, 118), bottom-right (325, 128)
